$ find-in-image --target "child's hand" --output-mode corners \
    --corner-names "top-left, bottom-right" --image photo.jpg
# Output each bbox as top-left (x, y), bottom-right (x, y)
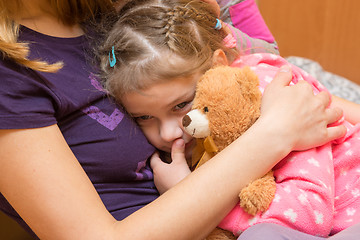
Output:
top-left (150, 139), bottom-right (191, 194)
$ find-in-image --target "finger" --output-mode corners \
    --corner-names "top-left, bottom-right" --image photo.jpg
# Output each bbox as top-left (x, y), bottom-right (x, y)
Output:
top-left (171, 139), bottom-right (185, 164)
top-left (326, 107), bottom-right (344, 125)
top-left (149, 151), bottom-right (162, 170)
top-left (270, 65), bottom-right (293, 87)
top-left (315, 90), bottom-right (331, 108)
top-left (326, 125), bottom-right (347, 142)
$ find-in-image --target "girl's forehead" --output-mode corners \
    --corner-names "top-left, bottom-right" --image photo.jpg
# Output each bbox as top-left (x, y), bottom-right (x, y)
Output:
top-left (132, 70), bottom-right (202, 95)
top-left (121, 74), bottom-right (199, 111)
top-left (134, 75), bottom-right (198, 99)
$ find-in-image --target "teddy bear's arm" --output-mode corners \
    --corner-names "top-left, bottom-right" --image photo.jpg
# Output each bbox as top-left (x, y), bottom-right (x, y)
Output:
top-left (239, 170), bottom-right (275, 215)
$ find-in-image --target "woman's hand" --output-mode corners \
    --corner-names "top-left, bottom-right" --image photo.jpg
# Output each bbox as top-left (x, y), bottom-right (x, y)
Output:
top-left (150, 139), bottom-right (191, 194)
top-left (259, 65), bottom-right (346, 151)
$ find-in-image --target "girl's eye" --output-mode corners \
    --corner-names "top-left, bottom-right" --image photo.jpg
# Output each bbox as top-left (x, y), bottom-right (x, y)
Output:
top-left (135, 115), bottom-right (153, 121)
top-left (174, 101), bottom-right (192, 111)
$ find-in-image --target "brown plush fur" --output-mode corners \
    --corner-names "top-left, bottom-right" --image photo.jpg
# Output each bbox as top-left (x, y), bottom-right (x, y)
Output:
top-left (184, 66), bottom-right (276, 239)
top-left (191, 66), bottom-right (262, 151)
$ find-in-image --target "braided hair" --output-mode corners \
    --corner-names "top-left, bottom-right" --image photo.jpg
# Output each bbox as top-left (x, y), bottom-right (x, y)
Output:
top-left (98, 0), bottom-right (239, 101)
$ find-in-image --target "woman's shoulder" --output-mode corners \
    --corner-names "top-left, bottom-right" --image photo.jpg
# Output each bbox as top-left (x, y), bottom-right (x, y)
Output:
top-left (0, 55), bottom-right (31, 83)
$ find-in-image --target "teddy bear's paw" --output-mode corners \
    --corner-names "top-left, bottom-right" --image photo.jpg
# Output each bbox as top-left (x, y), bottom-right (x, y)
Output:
top-left (239, 171), bottom-right (276, 216)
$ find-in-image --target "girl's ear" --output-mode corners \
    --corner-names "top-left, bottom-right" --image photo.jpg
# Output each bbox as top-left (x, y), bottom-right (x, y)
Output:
top-left (212, 49), bottom-right (229, 67)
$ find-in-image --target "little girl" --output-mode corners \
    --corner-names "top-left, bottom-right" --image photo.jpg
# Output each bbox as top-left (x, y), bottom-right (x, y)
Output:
top-left (98, 0), bottom-right (360, 238)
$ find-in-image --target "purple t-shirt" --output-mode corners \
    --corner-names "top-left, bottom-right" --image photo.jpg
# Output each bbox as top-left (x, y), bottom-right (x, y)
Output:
top-left (0, 26), bottom-right (158, 237)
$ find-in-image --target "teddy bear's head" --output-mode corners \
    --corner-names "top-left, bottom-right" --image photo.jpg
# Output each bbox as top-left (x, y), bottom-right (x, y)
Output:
top-left (182, 66), bottom-right (262, 151)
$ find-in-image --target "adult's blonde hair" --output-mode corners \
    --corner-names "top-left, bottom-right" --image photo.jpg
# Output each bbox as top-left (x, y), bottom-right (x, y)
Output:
top-left (98, 0), bottom-right (239, 100)
top-left (0, 0), bottom-right (114, 72)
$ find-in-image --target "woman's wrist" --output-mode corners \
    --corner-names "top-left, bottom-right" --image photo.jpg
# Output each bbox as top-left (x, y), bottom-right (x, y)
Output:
top-left (241, 117), bottom-right (293, 169)
top-left (251, 114), bottom-right (294, 158)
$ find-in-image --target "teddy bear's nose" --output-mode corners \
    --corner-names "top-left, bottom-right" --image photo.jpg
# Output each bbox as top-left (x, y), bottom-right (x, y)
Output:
top-left (182, 115), bottom-right (191, 127)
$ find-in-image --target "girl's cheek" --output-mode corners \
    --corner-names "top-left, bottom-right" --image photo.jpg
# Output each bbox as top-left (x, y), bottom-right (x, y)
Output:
top-left (141, 128), bottom-right (159, 145)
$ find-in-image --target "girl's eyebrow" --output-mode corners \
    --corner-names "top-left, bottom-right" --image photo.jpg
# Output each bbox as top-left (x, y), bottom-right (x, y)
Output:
top-left (165, 90), bottom-right (195, 108)
top-left (129, 112), bottom-right (145, 117)
top-left (124, 105), bottom-right (149, 117)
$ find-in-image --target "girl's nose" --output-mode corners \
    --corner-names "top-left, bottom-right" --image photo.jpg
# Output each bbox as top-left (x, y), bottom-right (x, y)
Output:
top-left (160, 120), bottom-right (183, 142)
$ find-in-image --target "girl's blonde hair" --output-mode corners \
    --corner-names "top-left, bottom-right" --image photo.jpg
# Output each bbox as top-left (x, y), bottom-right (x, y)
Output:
top-left (0, 0), bottom-right (114, 72)
top-left (98, 0), bottom-right (239, 100)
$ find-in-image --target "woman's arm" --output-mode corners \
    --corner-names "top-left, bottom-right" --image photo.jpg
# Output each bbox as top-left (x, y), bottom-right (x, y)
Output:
top-left (0, 126), bottom-right (117, 239)
top-left (0, 68), bottom-right (345, 240)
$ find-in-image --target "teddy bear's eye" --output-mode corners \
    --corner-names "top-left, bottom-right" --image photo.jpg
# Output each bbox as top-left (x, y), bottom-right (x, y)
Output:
top-left (204, 107), bottom-right (209, 113)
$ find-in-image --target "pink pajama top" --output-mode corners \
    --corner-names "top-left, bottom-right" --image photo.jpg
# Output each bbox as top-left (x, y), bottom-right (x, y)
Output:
top-left (218, 0), bottom-right (279, 54)
top-left (218, 53), bottom-right (360, 237)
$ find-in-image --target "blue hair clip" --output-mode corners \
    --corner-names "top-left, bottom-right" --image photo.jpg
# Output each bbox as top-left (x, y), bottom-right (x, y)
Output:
top-left (214, 19), bottom-right (222, 30)
top-left (109, 46), bottom-right (116, 67)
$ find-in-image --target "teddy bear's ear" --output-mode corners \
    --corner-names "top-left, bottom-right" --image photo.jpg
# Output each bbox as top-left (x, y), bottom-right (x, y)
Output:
top-left (236, 67), bottom-right (259, 86)
top-left (211, 49), bottom-right (229, 68)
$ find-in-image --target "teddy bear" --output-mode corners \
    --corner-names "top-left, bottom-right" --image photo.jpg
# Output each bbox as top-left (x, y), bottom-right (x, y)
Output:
top-left (182, 65), bottom-right (276, 240)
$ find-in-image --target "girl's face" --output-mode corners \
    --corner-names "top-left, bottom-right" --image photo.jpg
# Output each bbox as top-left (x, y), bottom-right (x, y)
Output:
top-left (121, 74), bottom-right (201, 160)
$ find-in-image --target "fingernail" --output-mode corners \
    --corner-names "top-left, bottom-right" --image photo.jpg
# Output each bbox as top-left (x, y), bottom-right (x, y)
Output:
top-left (279, 65), bottom-right (290, 73)
top-left (174, 139), bottom-right (185, 147)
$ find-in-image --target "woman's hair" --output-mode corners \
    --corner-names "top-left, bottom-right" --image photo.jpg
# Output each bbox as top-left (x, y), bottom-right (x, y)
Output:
top-left (98, 0), bottom-right (239, 100)
top-left (0, 0), bottom-right (114, 72)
